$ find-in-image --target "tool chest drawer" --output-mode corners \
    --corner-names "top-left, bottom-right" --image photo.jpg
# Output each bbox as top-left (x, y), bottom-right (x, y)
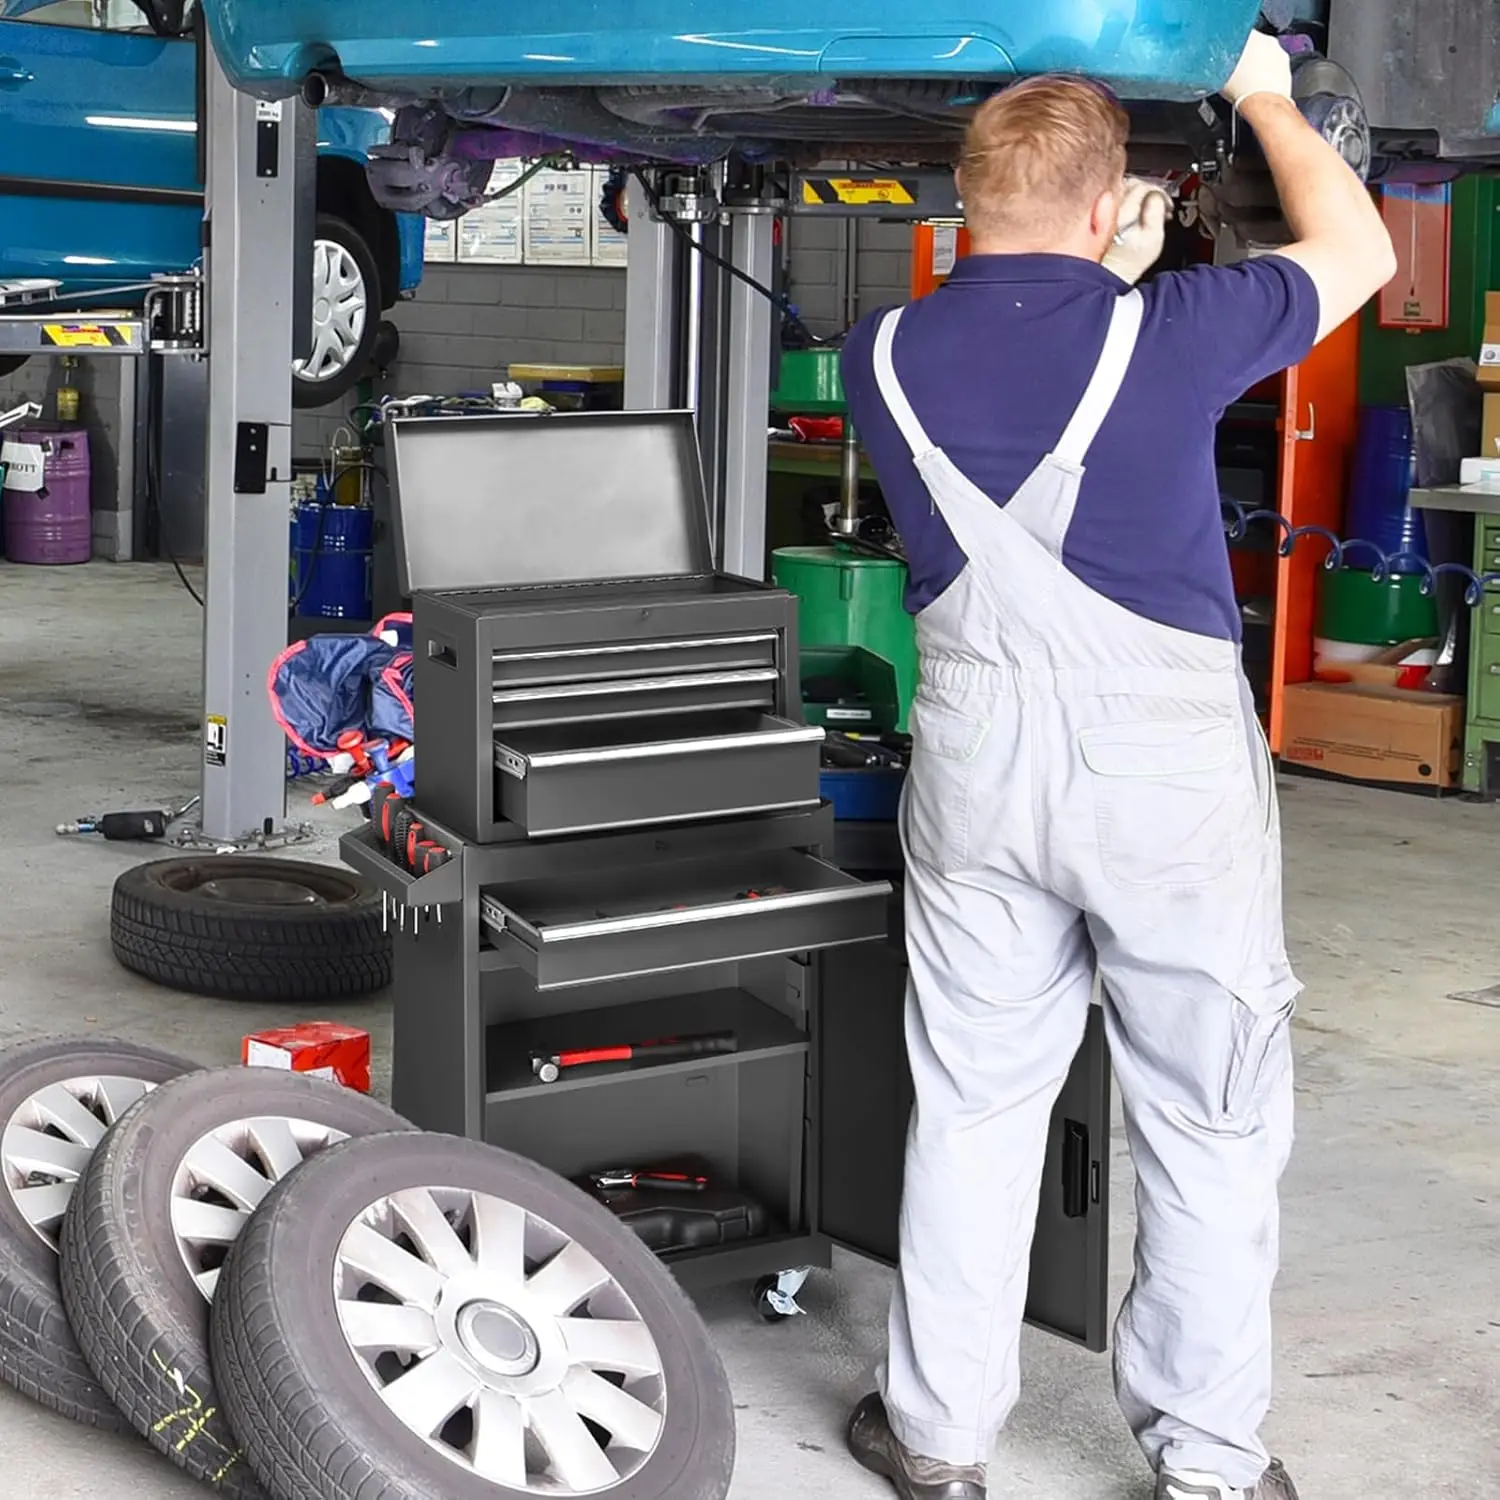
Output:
top-left (491, 665), bottom-right (780, 731)
top-left (493, 710), bottom-right (824, 837)
top-left (491, 632), bottom-right (780, 691)
top-left (481, 850), bottom-right (891, 989)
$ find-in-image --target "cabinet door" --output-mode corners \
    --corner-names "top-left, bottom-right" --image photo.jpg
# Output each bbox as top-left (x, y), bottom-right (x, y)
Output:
top-left (816, 894), bottom-right (1112, 1352)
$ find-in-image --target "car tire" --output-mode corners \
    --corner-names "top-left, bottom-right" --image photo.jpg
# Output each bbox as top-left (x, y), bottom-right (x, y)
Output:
top-left (110, 855), bottom-right (391, 1002)
top-left (59, 1068), bottom-right (412, 1497)
top-left (0, 1037), bottom-right (198, 1428)
top-left (0, 355), bottom-right (29, 379)
top-left (210, 1132), bottom-right (737, 1500)
top-left (292, 213), bottom-right (383, 410)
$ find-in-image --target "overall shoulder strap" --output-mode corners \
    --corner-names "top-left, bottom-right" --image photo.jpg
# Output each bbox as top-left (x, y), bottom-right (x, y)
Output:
top-left (870, 308), bottom-right (937, 459)
top-left (1052, 289), bottom-right (1145, 468)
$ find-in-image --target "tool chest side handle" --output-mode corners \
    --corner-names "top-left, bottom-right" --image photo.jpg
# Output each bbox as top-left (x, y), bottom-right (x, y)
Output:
top-left (425, 634), bottom-right (459, 670)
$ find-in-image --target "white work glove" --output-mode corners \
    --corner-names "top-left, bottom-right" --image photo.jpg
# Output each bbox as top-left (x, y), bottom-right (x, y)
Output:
top-left (1102, 178), bottom-right (1170, 285)
top-left (1221, 30), bottom-right (1294, 110)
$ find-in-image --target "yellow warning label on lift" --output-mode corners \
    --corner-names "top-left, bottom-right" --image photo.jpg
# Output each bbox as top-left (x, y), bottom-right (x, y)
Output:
top-left (800, 178), bottom-right (918, 207)
top-left (40, 324), bottom-right (135, 349)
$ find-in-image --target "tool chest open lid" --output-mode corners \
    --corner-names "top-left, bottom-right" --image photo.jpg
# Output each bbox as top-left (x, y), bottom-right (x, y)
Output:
top-left (387, 409), bottom-right (715, 597)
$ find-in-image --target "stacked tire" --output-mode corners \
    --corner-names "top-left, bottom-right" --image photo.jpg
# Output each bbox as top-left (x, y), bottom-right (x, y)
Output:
top-left (0, 1037), bottom-right (737, 1500)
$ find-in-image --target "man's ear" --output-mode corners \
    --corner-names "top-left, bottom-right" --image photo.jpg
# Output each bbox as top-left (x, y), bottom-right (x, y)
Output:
top-left (1092, 185), bottom-right (1121, 241)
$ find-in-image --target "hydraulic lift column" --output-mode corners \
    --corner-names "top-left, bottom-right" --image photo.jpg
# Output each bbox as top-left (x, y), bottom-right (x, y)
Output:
top-left (198, 52), bottom-right (303, 839)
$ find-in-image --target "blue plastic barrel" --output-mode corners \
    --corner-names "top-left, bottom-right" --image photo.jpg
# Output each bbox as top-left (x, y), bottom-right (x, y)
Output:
top-left (1344, 405), bottom-right (1426, 573)
top-left (290, 501), bottom-right (374, 620)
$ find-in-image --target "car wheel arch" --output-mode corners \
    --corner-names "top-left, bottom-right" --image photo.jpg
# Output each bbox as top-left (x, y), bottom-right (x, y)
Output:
top-left (315, 151), bottom-right (399, 310)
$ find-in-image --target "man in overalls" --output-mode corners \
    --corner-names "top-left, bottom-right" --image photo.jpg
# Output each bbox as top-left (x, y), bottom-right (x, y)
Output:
top-left (838, 32), bottom-right (1396, 1500)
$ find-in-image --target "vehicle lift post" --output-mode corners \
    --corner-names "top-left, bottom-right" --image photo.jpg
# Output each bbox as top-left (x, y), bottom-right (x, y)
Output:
top-left (198, 50), bottom-right (306, 840)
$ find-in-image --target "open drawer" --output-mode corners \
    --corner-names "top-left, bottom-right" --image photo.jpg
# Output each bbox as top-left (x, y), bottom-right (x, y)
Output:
top-left (481, 849), bottom-right (891, 989)
top-left (493, 710), bottom-right (824, 837)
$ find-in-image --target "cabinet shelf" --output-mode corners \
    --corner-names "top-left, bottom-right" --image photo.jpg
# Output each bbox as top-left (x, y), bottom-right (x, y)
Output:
top-left (484, 987), bottom-right (806, 1103)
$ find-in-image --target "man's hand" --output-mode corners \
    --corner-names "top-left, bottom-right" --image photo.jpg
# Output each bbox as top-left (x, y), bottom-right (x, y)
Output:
top-left (1222, 30), bottom-right (1293, 109)
top-left (1103, 178), bottom-right (1170, 286)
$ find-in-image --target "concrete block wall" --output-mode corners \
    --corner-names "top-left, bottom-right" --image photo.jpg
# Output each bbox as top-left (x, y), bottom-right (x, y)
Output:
top-left (783, 217), bottom-right (915, 338)
top-left (294, 263), bottom-right (630, 459)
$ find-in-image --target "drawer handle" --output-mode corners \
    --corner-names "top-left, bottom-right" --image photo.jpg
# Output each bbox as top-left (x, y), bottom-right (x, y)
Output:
top-left (493, 668), bottom-right (778, 705)
top-left (513, 724), bottom-right (825, 771)
top-left (497, 884), bottom-right (877, 944)
top-left (494, 633), bottom-right (777, 664)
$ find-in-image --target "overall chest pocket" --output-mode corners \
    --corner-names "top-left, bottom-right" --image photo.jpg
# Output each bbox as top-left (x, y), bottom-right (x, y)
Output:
top-left (903, 695), bottom-right (988, 874)
top-left (1080, 716), bottom-right (1243, 890)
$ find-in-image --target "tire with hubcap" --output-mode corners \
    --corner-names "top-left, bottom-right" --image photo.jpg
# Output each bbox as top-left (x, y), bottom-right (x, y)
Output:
top-left (59, 1067), bottom-right (412, 1497)
top-left (292, 213), bottom-right (383, 410)
top-left (110, 854), bottom-right (391, 1001)
top-left (0, 1037), bottom-right (198, 1427)
top-left (211, 1132), bottom-right (737, 1500)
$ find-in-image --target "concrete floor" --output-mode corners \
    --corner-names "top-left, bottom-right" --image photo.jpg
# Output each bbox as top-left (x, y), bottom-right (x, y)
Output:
top-left (0, 560), bottom-right (1496, 1499)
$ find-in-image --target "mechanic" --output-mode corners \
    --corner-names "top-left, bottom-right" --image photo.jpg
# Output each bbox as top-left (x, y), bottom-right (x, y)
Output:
top-left (838, 32), bottom-right (1396, 1500)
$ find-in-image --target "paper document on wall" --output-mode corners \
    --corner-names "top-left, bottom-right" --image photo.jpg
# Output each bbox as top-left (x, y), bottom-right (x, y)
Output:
top-left (0, 441), bottom-right (46, 492)
top-left (460, 161), bottom-right (526, 264)
top-left (524, 167), bottom-right (592, 265)
top-left (423, 218), bottom-right (458, 264)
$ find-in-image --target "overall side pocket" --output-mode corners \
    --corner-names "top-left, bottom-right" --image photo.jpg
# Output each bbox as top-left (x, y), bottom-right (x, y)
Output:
top-left (902, 694), bottom-right (988, 875)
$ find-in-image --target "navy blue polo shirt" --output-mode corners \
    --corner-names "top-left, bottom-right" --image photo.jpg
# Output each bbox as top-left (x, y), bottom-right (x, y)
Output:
top-left (840, 254), bottom-right (1320, 642)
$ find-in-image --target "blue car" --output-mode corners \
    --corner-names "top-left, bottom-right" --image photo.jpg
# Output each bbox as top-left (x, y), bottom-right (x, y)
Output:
top-left (0, 0), bottom-right (424, 406)
top-left (193, 0), bottom-right (1497, 220)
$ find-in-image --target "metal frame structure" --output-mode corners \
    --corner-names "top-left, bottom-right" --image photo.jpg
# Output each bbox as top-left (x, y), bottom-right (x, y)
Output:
top-left (197, 50), bottom-right (302, 840)
top-left (622, 163), bottom-right (962, 584)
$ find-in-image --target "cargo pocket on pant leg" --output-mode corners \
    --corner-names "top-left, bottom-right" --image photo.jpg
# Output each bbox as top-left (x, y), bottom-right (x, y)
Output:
top-left (902, 694), bottom-right (988, 874)
top-left (1080, 716), bottom-right (1242, 889)
top-left (1222, 988), bottom-right (1298, 1123)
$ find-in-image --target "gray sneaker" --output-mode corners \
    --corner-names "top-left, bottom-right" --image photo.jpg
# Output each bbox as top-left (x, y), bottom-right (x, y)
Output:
top-left (1156, 1459), bottom-right (1300, 1500)
top-left (846, 1394), bottom-right (987, 1499)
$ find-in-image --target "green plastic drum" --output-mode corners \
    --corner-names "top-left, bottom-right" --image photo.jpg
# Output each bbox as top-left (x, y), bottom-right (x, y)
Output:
top-left (772, 545), bottom-right (918, 731)
top-left (770, 348), bottom-right (846, 414)
top-left (1316, 567), bottom-right (1439, 646)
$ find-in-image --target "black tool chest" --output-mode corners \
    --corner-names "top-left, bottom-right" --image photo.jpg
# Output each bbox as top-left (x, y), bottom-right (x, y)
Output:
top-left (341, 408), bottom-right (1111, 1343)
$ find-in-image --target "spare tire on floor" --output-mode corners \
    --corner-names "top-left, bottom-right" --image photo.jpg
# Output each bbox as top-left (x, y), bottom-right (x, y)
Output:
top-left (211, 1132), bottom-right (737, 1500)
top-left (0, 1036), bottom-right (198, 1428)
top-left (59, 1067), bottom-right (413, 1498)
top-left (110, 855), bottom-right (390, 1001)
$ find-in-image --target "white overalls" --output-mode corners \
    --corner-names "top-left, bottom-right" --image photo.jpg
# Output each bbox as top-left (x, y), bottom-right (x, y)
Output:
top-left (871, 290), bottom-right (1301, 1490)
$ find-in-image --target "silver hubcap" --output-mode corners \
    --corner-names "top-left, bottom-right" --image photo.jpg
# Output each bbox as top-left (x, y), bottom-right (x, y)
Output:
top-left (293, 237), bottom-right (368, 384)
top-left (335, 1187), bottom-right (667, 1494)
top-left (2, 1075), bottom-right (156, 1250)
top-left (170, 1116), bottom-right (347, 1301)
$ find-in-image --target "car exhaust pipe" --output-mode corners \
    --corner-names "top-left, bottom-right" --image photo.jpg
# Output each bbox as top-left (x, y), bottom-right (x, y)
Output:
top-left (302, 71), bottom-right (388, 110)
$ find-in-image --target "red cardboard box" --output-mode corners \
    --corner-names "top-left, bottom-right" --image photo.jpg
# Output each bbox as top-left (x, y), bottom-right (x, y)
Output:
top-left (242, 1022), bottom-right (371, 1093)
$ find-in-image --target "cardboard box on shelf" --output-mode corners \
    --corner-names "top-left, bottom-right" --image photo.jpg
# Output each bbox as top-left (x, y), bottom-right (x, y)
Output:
top-left (1481, 291), bottom-right (1500, 390)
top-left (1280, 682), bottom-right (1463, 789)
top-left (1483, 391), bottom-right (1500, 460)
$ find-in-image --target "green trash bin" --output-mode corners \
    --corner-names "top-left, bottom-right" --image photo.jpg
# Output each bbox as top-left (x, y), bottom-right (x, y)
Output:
top-left (772, 544), bottom-right (918, 732)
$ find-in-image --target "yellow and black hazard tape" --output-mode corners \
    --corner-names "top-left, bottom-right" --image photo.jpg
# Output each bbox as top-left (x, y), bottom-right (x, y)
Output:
top-left (39, 322), bottom-right (140, 350)
top-left (799, 177), bottom-right (920, 207)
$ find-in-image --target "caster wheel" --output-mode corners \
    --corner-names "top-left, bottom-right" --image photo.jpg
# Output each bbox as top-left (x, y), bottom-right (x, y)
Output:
top-left (754, 1268), bottom-right (811, 1321)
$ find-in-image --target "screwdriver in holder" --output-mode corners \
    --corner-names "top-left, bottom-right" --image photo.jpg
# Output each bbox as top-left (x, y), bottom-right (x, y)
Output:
top-left (531, 1031), bottom-right (738, 1084)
